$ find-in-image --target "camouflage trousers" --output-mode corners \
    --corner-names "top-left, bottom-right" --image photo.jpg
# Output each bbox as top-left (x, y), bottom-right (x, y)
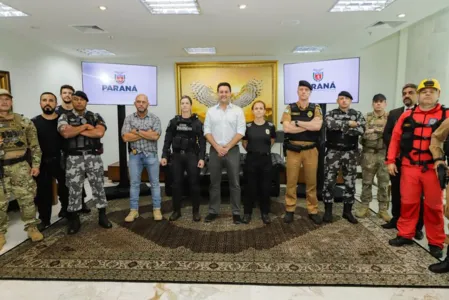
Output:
top-left (66, 154), bottom-right (107, 213)
top-left (323, 149), bottom-right (358, 204)
top-left (0, 161), bottom-right (40, 233)
top-left (360, 150), bottom-right (389, 205)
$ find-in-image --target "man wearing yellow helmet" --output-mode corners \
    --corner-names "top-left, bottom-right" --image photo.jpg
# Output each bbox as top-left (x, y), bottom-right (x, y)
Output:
top-left (386, 78), bottom-right (448, 259)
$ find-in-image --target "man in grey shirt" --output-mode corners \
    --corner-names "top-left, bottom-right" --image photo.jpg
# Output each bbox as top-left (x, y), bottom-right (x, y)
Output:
top-left (121, 94), bottom-right (162, 222)
top-left (204, 82), bottom-right (246, 224)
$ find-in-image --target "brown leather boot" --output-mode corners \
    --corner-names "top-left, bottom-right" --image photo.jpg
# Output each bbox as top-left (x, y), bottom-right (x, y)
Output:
top-left (27, 226), bottom-right (44, 242)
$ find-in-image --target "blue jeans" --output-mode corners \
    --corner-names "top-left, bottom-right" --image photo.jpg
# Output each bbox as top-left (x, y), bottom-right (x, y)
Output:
top-left (129, 152), bottom-right (161, 210)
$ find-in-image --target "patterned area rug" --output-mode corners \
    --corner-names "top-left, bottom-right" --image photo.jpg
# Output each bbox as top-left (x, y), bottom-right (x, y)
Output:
top-left (1, 190), bottom-right (448, 287)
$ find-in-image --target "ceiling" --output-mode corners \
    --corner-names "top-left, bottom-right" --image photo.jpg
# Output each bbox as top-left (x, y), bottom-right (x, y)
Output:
top-left (1, 0), bottom-right (448, 58)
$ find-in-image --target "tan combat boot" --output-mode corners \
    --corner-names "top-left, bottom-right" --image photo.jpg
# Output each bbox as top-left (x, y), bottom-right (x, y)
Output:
top-left (153, 209), bottom-right (163, 221)
top-left (27, 226), bottom-right (44, 242)
top-left (125, 209), bottom-right (139, 223)
top-left (0, 233), bottom-right (5, 251)
top-left (378, 203), bottom-right (392, 222)
top-left (355, 206), bottom-right (371, 218)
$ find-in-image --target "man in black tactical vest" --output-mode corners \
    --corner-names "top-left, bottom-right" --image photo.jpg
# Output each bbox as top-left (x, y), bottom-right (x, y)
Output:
top-left (57, 91), bottom-right (112, 234)
top-left (281, 80), bottom-right (323, 224)
top-left (322, 91), bottom-right (366, 224)
top-left (161, 96), bottom-right (206, 222)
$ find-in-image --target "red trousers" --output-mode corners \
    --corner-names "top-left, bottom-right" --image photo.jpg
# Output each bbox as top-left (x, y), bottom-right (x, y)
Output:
top-left (397, 165), bottom-right (445, 248)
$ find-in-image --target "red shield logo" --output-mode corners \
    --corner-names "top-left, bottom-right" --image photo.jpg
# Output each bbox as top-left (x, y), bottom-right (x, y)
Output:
top-left (115, 73), bottom-right (125, 84)
top-left (313, 69), bottom-right (323, 82)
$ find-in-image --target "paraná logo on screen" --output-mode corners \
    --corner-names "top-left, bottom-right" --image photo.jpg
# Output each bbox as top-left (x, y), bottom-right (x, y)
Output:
top-left (311, 69), bottom-right (336, 90)
top-left (102, 71), bottom-right (138, 92)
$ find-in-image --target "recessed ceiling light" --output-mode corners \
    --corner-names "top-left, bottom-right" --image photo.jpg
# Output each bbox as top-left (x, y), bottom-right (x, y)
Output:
top-left (0, 2), bottom-right (28, 17)
top-left (99, 6), bottom-right (107, 11)
top-left (330, 0), bottom-right (397, 12)
top-left (293, 46), bottom-right (325, 54)
top-left (76, 49), bottom-right (116, 56)
top-left (397, 13), bottom-right (406, 18)
top-left (184, 47), bottom-right (216, 55)
top-left (239, 4), bottom-right (247, 9)
top-left (140, 0), bottom-right (200, 15)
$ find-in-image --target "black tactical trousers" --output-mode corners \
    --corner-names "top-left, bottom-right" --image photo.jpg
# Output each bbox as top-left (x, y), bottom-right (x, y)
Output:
top-left (171, 151), bottom-right (201, 213)
top-left (35, 156), bottom-right (69, 224)
top-left (244, 152), bottom-right (272, 215)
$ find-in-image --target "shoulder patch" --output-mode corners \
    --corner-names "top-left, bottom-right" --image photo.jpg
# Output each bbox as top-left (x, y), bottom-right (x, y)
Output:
top-left (246, 122), bottom-right (252, 127)
top-left (367, 112), bottom-right (373, 116)
top-left (284, 105), bottom-right (291, 114)
top-left (268, 122), bottom-right (274, 127)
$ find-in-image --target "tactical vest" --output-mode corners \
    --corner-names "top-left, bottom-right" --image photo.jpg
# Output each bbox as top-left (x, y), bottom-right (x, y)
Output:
top-left (285, 103), bottom-right (321, 143)
top-left (361, 111), bottom-right (388, 150)
top-left (65, 111), bottom-right (102, 154)
top-left (0, 113), bottom-right (28, 156)
top-left (400, 106), bottom-right (447, 166)
top-left (326, 109), bottom-right (359, 151)
top-left (172, 114), bottom-right (198, 152)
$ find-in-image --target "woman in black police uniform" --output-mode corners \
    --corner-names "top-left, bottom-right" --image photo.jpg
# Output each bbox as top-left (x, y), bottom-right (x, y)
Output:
top-left (161, 96), bottom-right (206, 222)
top-left (242, 100), bottom-right (276, 224)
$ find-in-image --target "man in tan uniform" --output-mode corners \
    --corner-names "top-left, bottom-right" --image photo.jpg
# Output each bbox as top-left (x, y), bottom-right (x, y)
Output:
top-left (282, 80), bottom-right (323, 224)
top-left (428, 117), bottom-right (449, 273)
top-left (356, 94), bottom-right (391, 221)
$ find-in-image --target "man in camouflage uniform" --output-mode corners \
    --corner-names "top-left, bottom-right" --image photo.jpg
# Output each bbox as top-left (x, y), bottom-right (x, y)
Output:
top-left (58, 91), bottom-right (112, 235)
top-left (0, 89), bottom-right (43, 251)
top-left (323, 91), bottom-right (366, 224)
top-left (356, 94), bottom-right (391, 221)
top-left (428, 117), bottom-right (449, 273)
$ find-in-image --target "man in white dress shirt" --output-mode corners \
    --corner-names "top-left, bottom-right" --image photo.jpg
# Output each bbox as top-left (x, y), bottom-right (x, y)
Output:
top-left (204, 82), bottom-right (246, 224)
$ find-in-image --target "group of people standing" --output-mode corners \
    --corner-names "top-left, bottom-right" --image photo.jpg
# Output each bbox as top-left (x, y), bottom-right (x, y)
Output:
top-left (0, 77), bottom-right (448, 274)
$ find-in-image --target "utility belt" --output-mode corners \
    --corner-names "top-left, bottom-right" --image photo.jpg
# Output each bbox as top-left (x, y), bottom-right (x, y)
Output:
top-left (326, 142), bottom-right (357, 152)
top-left (67, 148), bottom-right (102, 156)
top-left (173, 149), bottom-right (196, 155)
top-left (363, 148), bottom-right (386, 154)
top-left (285, 142), bottom-right (316, 153)
top-left (0, 155), bottom-right (27, 166)
top-left (247, 151), bottom-right (271, 156)
top-left (0, 155), bottom-right (27, 179)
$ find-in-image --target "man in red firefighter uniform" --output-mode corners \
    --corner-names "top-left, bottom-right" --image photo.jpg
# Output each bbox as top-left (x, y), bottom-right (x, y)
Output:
top-left (386, 78), bottom-right (448, 259)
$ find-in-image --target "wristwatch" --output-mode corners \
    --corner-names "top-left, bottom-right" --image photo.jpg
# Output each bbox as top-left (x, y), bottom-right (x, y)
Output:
top-left (294, 121), bottom-right (299, 127)
top-left (136, 129), bottom-right (140, 133)
top-left (434, 157), bottom-right (445, 162)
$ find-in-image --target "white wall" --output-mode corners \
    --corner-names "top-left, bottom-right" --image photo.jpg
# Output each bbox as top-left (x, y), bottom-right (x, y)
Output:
top-left (1, 32), bottom-right (400, 170)
top-left (405, 6), bottom-right (449, 97)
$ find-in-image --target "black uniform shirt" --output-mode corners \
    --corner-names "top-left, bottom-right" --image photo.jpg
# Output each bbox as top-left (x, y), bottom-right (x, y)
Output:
top-left (243, 121), bottom-right (276, 153)
top-left (32, 115), bottom-right (62, 158)
top-left (55, 105), bottom-right (72, 116)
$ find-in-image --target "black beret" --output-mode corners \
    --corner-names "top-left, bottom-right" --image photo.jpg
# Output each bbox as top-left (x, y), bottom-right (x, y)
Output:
top-left (372, 93), bottom-right (386, 102)
top-left (298, 80), bottom-right (312, 91)
top-left (338, 91), bottom-right (353, 100)
top-left (73, 90), bottom-right (89, 102)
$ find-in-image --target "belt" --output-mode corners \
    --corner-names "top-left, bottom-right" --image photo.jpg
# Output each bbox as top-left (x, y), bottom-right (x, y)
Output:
top-left (0, 155), bottom-right (27, 166)
top-left (67, 149), bottom-right (98, 156)
top-left (363, 148), bottom-right (386, 154)
top-left (247, 151), bottom-right (270, 156)
top-left (285, 142), bottom-right (316, 153)
top-left (173, 149), bottom-right (195, 154)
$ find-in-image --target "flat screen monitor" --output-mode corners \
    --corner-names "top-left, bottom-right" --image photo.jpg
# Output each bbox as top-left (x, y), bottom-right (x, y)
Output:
top-left (81, 62), bottom-right (157, 105)
top-left (283, 57), bottom-right (360, 104)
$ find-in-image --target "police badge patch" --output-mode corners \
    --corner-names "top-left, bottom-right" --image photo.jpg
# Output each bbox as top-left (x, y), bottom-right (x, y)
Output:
top-left (351, 115), bottom-right (356, 120)
top-left (307, 111), bottom-right (313, 118)
top-left (265, 129), bottom-right (270, 135)
top-left (428, 118), bottom-right (438, 125)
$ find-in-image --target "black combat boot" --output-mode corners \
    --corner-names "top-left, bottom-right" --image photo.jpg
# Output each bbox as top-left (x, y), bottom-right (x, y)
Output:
top-left (283, 212), bottom-right (294, 223)
top-left (323, 203), bottom-right (333, 223)
top-left (98, 208), bottom-right (112, 229)
top-left (67, 212), bottom-right (81, 235)
top-left (169, 211), bottom-right (181, 221)
top-left (429, 255), bottom-right (449, 273)
top-left (342, 203), bottom-right (358, 224)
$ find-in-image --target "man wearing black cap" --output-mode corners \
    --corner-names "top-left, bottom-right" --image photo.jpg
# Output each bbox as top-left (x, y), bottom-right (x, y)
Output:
top-left (356, 94), bottom-right (391, 221)
top-left (281, 80), bottom-right (323, 224)
top-left (57, 91), bottom-right (112, 234)
top-left (323, 91), bottom-right (366, 224)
